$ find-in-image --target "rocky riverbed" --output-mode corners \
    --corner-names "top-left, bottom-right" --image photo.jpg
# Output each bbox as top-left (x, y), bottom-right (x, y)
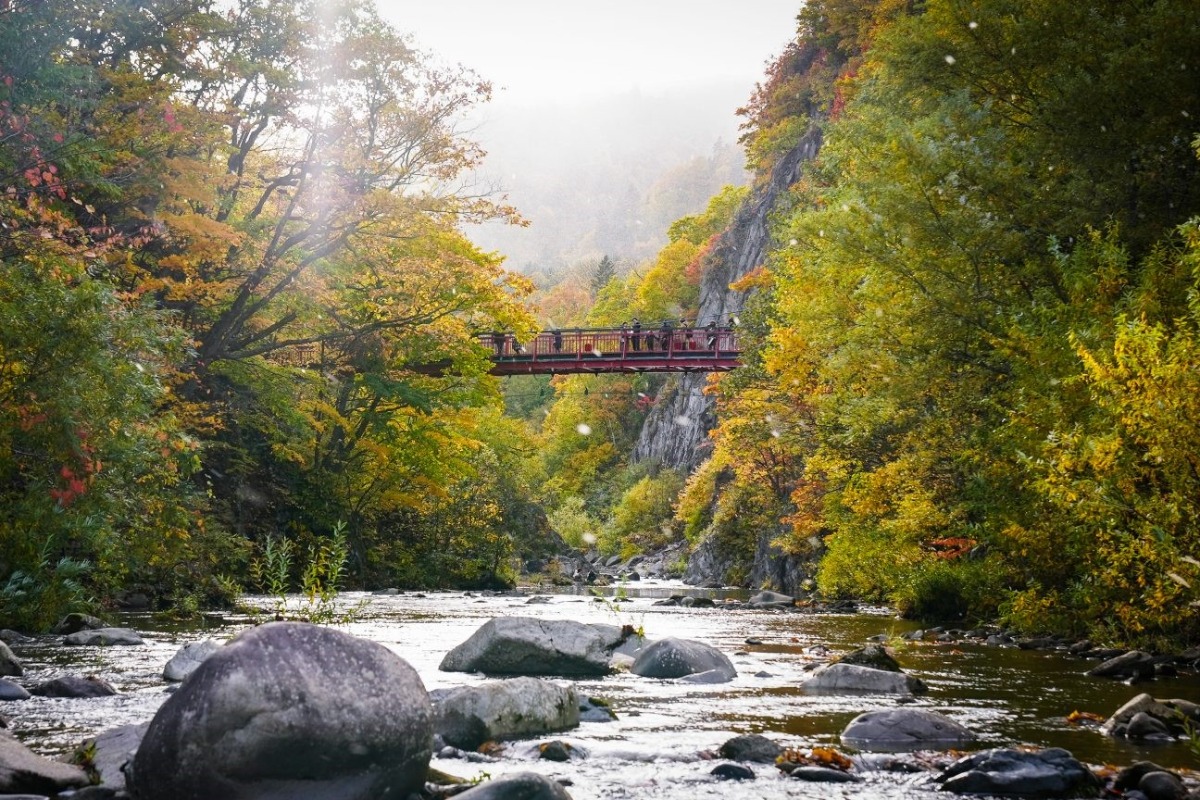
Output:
top-left (0, 582), bottom-right (1197, 799)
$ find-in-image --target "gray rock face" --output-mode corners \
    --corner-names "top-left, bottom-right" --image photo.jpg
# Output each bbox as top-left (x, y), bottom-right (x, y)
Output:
top-left (30, 675), bottom-right (117, 698)
top-left (803, 663), bottom-right (926, 695)
top-left (0, 679), bottom-right (29, 701)
top-left (718, 734), bottom-right (783, 763)
top-left (0, 729), bottom-right (89, 795)
top-left (451, 772), bottom-right (573, 800)
top-left (841, 709), bottom-right (976, 751)
top-left (1138, 771), bottom-right (1187, 800)
top-left (937, 748), bottom-right (1099, 797)
top-left (128, 621), bottom-right (432, 800)
top-left (630, 637), bottom-right (736, 682)
top-left (63, 628), bottom-right (144, 647)
top-left (1102, 692), bottom-right (1200, 739)
top-left (162, 640), bottom-right (222, 682)
top-left (440, 617), bottom-right (626, 676)
top-left (435, 677), bottom-right (579, 750)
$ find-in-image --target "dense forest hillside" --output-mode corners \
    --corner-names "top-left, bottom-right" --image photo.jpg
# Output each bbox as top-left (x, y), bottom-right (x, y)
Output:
top-left (532, 0), bottom-right (1200, 650)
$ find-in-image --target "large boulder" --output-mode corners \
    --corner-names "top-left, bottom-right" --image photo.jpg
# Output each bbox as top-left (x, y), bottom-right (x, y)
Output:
top-left (451, 772), bottom-right (573, 800)
top-left (0, 642), bottom-right (21, 677)
top-left (802, 663), bottom-right (926, 695)
top-left (162, 640), bottom-right (222, 682)
top-left (630, 637), bottom-right (736, 682)
top-left (436, 677), bottom-right (579, 750)
top-left (0, 730), bottom-right (89, 795)
top-left (841, 709), bottom-right (976, 751)
top-left (127, 621), bottom-right (432, 800)
top-left (937, 748), bottom-right (1099, 797)
top-left (63, 628), bottom-right (145, 647)
top-left (440, 617), bottom-right (627, 676)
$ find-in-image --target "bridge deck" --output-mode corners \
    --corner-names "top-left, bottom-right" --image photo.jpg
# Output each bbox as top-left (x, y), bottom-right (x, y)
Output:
top-left (483, 326), bottom-right (740, 375)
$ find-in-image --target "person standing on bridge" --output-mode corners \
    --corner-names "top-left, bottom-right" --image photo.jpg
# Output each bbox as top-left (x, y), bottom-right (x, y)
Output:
top-left (659, 319), bottom-right (672, 352)
top-left (631, 319), bottom-right (641, 351)
top-left (706, 320), bottom-right (718, 352)
top-left (552, 329), bottom-right (563, 353)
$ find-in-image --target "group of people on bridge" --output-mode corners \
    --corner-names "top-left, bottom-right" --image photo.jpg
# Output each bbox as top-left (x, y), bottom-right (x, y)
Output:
top-left (481, 318), bottom-right (738, 359)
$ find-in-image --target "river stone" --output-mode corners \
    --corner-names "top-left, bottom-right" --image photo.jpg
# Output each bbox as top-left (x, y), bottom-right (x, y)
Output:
top-left (746, 591), bottom-right (794, 609)
top-left (1086, 650), bottom-right (1157, 680)
top-left (450, 772), bottom-right (572, 800)
top-left (841, 708), bottom-right (976, 751)
top-left (630, 637), bottom-right (736, 681)
top-left (51, 614), bottom-right (105, 635)
top-left (0, 631), bottom-right (33, 645)
top-left (837, 643), bottom-right (901, 672)
top-left (718, 733), bottom-right (783, 763)
top-left (937, 747), bottom-right (1099, 797)
top-left (0, 680), bottom-right (29, 702)
top-left (62, 628), bottom-right (144, 647)
top-left (790, 766), bottom-right (862, 783)
top-left (0, 730), bottom-right (89, 795)
top-left (127, 621), bottom-right (432, 800)
top-left (162, 640), bottom-right (222, 682)
top-left (1101, 693), bottom-right (1184, 737)
top-left (440, 617), bottom-right (626, 676)
top-left (0, 643), bottom-right (20, 679)
top-left (802, 662), bottom-right (926, 695)
top-left (1139, 771), bottom-right (1188, 800)
top-left (435, 677), bottom-right (579, 750)
top-left (711, 763), bottom-right (755, 780)
top-left (85, 722), bottom-right (148, 791)
top-left (30, 676), bottom-right (117, 698)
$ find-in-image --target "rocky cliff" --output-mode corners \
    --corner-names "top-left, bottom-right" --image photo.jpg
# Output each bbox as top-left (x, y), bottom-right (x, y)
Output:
top-left (632, 125), bottom-right (823, 591)
top-left (632, 126), bottom-right (821, 470)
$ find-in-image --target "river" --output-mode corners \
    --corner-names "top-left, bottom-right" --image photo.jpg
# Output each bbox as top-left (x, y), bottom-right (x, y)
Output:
top-left (7, 581), bottom-right (1199, 798)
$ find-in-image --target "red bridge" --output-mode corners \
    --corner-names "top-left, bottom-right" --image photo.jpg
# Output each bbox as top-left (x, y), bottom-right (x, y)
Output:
top-left (481, 325), bottom-right (741, 375)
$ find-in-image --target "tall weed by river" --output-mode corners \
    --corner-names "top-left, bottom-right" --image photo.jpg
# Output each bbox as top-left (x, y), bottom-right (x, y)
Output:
top-left (245, 522), bottom-right (362, 624)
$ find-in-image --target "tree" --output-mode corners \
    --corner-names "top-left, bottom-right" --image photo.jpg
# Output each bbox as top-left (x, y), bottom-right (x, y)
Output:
top-left (590, 255), bottom-right (616, 296)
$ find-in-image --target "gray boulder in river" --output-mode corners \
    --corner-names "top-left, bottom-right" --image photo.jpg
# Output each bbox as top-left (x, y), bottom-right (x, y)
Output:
top-left (440, 617), bottom-right (630, 676)
top-left (162, 639), bottom-right (222, 682)
top-left (802, 662), bottom-right (926, 695)
top-left (937, 748), bottom-right (1099, 797)
top-left (630, 637), bottom-right (736, 682)
top-left (841, 708), bottom-right (976, 751)
top-left (0, 729), bottom-right (89, 795)
top-left (63, 627), bottom-right (145, 646)
top-left (435, 677), bottom-right (579, 749)
top-left (0, 641), bottom-right (21, 677)
top-left (127, 621), bottom-right (432, 800)
top-left (451, 771), bottom-right (573, 800)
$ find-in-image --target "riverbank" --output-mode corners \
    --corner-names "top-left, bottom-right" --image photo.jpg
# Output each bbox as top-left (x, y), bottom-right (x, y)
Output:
top-left (1, 583), bottom-right (1197, 798)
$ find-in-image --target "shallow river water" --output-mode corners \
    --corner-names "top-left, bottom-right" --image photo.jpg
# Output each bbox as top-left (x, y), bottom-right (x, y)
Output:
top-left (7, 581), bottom-right (1200, 799)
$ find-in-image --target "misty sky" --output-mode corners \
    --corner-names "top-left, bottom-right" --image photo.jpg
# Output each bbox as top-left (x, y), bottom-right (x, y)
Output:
top-left (375, 1), bottom-right (801, 106)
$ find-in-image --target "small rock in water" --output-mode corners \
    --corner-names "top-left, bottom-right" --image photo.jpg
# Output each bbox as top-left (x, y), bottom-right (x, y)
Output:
top-left (450, 771), bottom-right (573, 800)
top-left (162, 639), bottom-right (221, 682)
top-left (790, 766), bottom-right (861, 783)
top-left (0, 679), bottom-right (30, 701)
top-left (62, 628), bottom-right (144, 647)
top-left (538, 740), bottom-right (582, 762)
top-left (30, 675), bottom-right (117, 698)
top-left (711, 764), bottom-right (755, 780)
top-left (718, 733), bottom-right (782, 763)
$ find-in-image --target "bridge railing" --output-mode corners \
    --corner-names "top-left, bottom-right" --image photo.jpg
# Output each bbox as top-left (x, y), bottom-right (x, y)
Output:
top-left (479, 325), bottom-right (739, 363)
